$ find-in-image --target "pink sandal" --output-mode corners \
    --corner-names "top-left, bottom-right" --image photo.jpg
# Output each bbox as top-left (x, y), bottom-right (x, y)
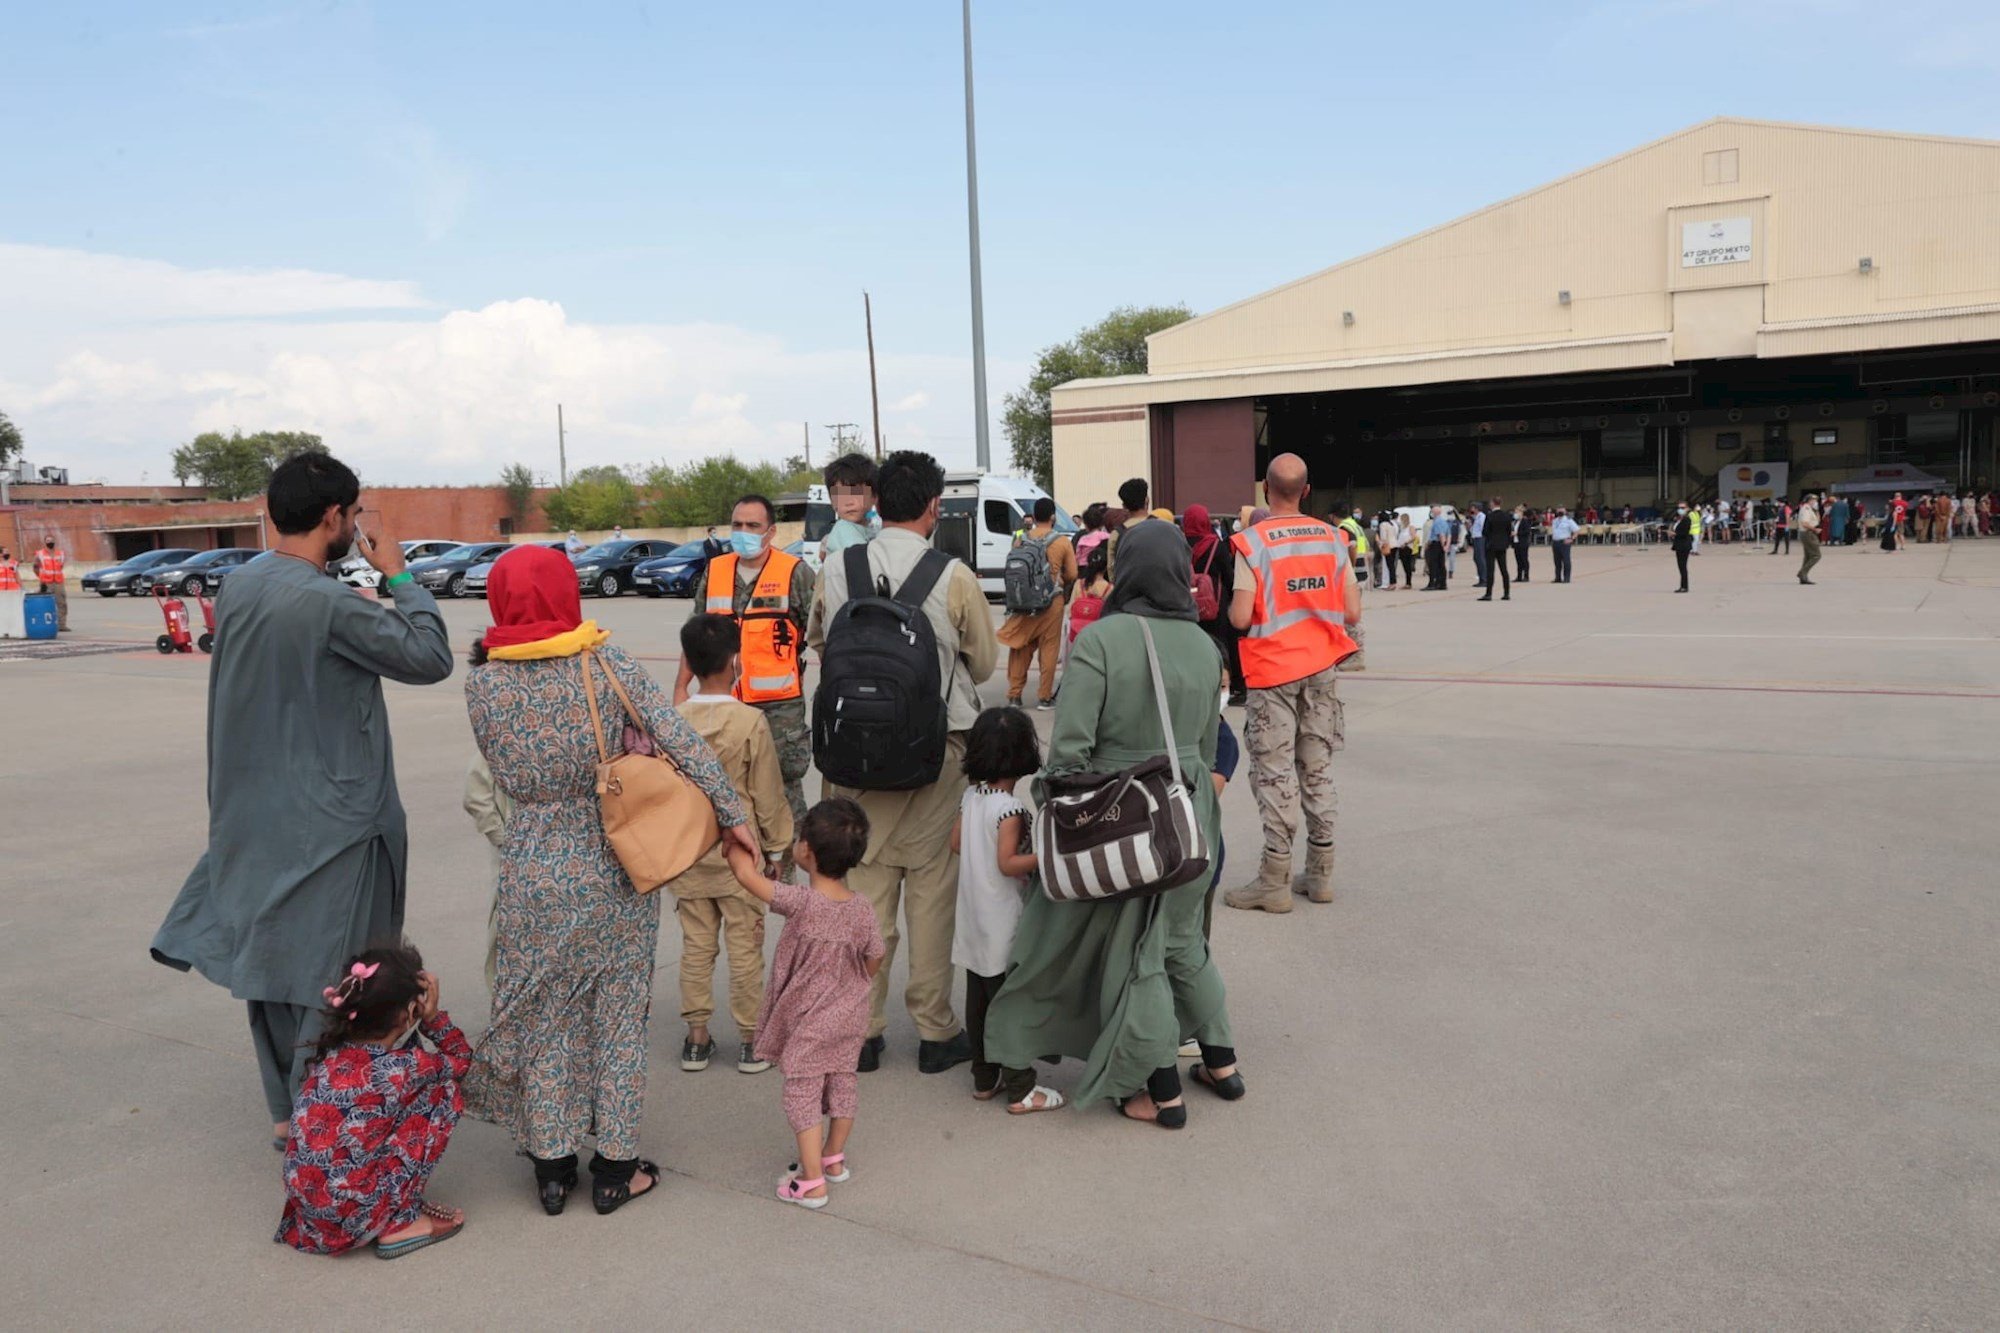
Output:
top-left (776, 1175), bottom-right (828, 1210)
top-left (781, 1152), bottom-right (848, 1184)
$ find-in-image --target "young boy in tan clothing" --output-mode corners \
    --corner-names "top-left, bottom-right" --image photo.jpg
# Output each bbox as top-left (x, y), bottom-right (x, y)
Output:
top-left (672, 613), bottom-right (795, 1073)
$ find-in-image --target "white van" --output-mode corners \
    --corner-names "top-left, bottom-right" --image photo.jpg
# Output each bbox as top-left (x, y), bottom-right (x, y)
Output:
top-left (803, 471), bottom-right (1076, 596)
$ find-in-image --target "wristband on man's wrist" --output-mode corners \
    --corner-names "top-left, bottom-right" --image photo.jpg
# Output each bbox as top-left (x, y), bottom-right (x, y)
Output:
top-left (385, 571), bottom-right (414, 588)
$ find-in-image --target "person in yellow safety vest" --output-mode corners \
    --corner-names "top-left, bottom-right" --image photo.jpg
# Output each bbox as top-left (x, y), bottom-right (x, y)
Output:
top-left (1328, 501), bottom-right (1370, 672)
top-left (34, 537), bottom-right (68, 632)
top-left (675, 493), bottom-right (817, 841)
top-left (1223, 454), bottom-right (1362, 915)
top-left (1689, 504), bottom-right (1704, 556)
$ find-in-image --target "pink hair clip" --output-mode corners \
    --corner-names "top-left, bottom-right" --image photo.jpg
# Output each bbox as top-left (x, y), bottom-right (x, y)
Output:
top-left (322, 986), bottom-right (341, 1005)
top-left (349, 962), bottom-right (380, 980)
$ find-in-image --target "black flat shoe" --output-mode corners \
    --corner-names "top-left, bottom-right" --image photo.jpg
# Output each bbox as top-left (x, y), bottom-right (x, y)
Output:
top-left (592, 1159), bottom-right (662, 1216)
top-left (538, 1170), bottom-right (577, 1217)
top-left (918, 1030), bottom-right (972, 1075)
top-left (1190, 1063), bottom-right (1246, 1101)
top-left (1120, 1095), bottom-right (1188, 1129)
top-left (856, 1034), bottom-right (885, 1073)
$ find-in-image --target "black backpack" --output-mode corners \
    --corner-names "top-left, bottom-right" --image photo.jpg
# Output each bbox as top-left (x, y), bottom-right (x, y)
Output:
top-left (812, 543), bottom-right (953, 791)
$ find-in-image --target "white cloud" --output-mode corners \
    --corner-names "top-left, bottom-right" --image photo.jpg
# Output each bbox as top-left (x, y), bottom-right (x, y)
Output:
top-left (0, 244), bottom-right (1021, 486)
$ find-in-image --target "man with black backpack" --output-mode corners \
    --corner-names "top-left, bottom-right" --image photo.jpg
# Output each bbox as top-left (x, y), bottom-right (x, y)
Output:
top-left (998, 497), bottom-right (1076, 710)
top-left (808, 450), bottom-right (999, 1074)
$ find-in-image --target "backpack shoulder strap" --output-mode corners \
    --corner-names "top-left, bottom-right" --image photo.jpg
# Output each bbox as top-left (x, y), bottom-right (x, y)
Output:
top-left (841, 542), bottom-right (874, 603)
top-left (892, 547), bottom-right (952, 609)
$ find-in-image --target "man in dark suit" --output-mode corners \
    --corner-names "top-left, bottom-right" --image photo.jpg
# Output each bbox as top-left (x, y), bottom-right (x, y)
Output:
top-left (1671, 502), bottom-right (1694, 593)
top-left (1478, 498), bottom-right (1513, 602)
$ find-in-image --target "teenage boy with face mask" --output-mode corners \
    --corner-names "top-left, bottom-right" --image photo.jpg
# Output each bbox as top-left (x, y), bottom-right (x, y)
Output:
top-left (677, 494), bottom-right (816, 842)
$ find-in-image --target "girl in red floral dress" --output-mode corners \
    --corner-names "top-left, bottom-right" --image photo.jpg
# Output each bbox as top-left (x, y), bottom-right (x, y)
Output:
top-left (277, 943), bottom-right (471, 1258)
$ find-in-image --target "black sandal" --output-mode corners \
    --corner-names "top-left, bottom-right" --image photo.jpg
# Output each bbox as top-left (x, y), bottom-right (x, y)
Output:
top-left (1190, 1063), bottom-right (1246, 1101)
top-left (537, 1165), bottom-right (578, 1217)
top-left (1120, 1095), bottom-right (1188, 1130)
top-left (592, 1159), bottom-right (662, 1216)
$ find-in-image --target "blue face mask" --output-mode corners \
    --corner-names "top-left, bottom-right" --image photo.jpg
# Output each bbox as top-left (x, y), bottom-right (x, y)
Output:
top-left (729, 531), bottom-right (766, 559)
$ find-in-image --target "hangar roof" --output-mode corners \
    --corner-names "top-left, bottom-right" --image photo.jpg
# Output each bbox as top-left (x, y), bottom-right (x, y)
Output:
top-left (1054, 118), bottom-right (2000, 410)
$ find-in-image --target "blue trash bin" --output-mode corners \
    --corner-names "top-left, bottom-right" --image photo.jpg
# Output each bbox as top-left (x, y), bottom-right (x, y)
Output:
top-left (23, 594), bottom-right (58, 640)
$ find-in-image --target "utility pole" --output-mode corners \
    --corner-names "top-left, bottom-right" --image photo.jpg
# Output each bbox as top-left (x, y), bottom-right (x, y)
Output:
top-left (962, 0), bottom-right (991, 470)
top-left (864, 291), bottom-right (883, 461)
top-left (557, 403), bottom-right (568, 488)
top-left (823, 424), bottom-right (859, 459)
top-left (803, 421), bottom-right (812, 470)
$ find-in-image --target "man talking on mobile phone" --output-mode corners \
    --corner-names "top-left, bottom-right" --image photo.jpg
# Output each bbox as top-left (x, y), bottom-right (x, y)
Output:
top-left (151, 451), bottom-right (456, 1149)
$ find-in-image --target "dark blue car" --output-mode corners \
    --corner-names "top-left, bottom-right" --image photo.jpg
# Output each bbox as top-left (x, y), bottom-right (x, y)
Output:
top-left (632, 539), bottom-right (724, 598)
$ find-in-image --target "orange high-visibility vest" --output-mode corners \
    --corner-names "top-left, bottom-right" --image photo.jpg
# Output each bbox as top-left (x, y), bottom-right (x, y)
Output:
top-left (0, 559), bottom-right (19, 591)
top-left (704, 548), bottom-right (804, 704)
top-left (1230, 515), bottom-right (1358, 689)
top-left (33, 548), bottom-right (65, 583)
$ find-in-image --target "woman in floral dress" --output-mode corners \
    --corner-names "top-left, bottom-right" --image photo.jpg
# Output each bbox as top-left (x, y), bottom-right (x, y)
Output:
top-left (461, 545), bottom-right (752, 1216)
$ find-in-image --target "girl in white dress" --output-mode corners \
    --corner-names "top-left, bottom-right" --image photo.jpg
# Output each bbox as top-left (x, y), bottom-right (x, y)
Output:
top-left (949, 706), bottom-right (1053, 1109)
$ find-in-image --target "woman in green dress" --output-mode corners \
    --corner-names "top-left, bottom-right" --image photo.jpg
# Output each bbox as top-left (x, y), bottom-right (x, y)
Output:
top-left (983, 519), bottom-right (1244, 1128)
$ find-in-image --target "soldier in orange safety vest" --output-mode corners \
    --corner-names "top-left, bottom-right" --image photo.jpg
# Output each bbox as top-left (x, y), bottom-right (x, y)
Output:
top-left (34, 537), bottom-right (69, 632)
top-left (674, 493), bottom-right (817, 837)
top-left (1222, 454), bottom-right (1361, 915)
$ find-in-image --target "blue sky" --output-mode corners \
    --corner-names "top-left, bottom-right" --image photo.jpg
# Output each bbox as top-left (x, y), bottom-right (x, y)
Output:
top-left (4, 1), bottom-right (1996, 483)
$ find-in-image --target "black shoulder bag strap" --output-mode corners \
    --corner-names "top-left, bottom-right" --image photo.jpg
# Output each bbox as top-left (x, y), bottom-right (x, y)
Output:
top-left (892, 547), bottom-right (952, 609)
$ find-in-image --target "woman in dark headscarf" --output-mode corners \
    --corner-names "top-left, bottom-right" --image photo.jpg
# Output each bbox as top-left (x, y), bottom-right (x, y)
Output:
top-left (461, 545), bottom-right (755, 1216)
top-left (1182, 503), bottom-right (1245, 705)
top-left (983, 520), bottom-right (1243, 1127)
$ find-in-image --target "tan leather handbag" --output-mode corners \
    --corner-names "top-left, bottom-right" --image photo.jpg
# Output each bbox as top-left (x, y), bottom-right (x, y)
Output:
top-left (580, 649), bottom-right (719, 892)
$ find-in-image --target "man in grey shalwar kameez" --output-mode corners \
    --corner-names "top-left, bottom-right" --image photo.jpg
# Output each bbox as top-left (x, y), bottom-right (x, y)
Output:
top-left (151, 452), bottom-right (455, 1138)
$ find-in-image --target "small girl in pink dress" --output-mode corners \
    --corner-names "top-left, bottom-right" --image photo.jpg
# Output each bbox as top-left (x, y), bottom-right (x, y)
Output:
top-left (726, 797), bottom-right (884, 1209)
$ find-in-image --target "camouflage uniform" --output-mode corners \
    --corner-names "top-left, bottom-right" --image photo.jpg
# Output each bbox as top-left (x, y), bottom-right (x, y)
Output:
top-left (758, 696), bottom-right (811, 833)
top-left (1227, 662), bottom-right (1344, 911)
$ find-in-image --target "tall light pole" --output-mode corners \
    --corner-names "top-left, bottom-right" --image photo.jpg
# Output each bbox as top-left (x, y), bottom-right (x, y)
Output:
top-left (962, 0), bottom-right (991, 471)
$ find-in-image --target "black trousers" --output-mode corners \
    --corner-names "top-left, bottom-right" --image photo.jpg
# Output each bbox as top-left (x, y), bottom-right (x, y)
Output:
top-left (1514, 541), bottom-right (1531, 580)
top-left (1397, 548), bottom-right (1416, 584)
top-left (1675, 549), bottom-right (1690, 590)
top-left (1552, 540), bottom-right (1573, 582)
top-left (1423, 541), bottom-right (1446, 588)
top-left (1203, 619), bottom-right (1245, 695)
top-left (1482, 549), bottom-right (1511, 596)
top-left (1771, 528), bottom-right (1791, 554)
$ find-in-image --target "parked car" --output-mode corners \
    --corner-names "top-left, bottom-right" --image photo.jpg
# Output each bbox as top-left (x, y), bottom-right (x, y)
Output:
top-left (463, 541), bottom-right (567, 597)
top-left (84, 548), bottom-right (197, 596)
top-left (404, 542), bottom-right (513, 598)
top-left (139, 548), bottom-right (259, 596)
top-left (339, 538), bottom-right (465, 593)
top-left (632, 538), bottom-right (724, 598)
top-left (571, 539), bottom-right (669, 598)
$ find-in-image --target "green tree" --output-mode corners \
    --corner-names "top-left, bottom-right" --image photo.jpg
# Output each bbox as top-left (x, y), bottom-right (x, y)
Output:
top-left (542, 464), bottom-right (638, 532)
top-left (0, 411), bottom-right (21, 469)
top-left (1002, 303), bottom-right (1193, 491)
top-left (642, 456), bottom-right (794, 527)
top-left (170, 429), bottom-right (327, 499)
top-left (500, 462), bottom-right (536, 522)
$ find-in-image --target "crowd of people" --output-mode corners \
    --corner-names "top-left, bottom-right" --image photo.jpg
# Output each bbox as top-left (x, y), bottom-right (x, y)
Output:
top-left (145, 440), bottom-right (1991, 1256)
top-left (155, 446), bottom-right (1365, 1258)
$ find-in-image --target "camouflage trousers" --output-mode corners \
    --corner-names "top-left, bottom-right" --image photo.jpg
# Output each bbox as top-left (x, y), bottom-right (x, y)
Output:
top-left (1244, 663), bottom-right (1344, 863)
top-left (759, 697), bottom-right (812, 834)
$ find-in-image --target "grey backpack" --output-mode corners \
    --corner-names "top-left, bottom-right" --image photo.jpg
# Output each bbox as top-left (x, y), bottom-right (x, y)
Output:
top-left (1003, 532), bottom-right (1059, 614)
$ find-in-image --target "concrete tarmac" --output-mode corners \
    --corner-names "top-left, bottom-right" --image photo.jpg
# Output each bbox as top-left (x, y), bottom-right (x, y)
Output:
top-left (2, 536), bottom-right (1996, 1329)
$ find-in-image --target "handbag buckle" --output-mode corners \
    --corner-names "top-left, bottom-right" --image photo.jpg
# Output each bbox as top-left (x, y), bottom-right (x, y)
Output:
top-left (604, 774), bottom-right (623, 796)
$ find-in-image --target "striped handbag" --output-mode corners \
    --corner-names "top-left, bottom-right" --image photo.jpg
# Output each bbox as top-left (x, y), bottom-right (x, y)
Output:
top-left (1036, 617), bottom-right (1211, 904)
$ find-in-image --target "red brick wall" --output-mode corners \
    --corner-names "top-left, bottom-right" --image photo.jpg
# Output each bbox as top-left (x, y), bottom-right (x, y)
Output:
top-left (363, 486), bottom-right (550, 542)
top-left (1, 485), bottom-right (550, 565)
top-left (1, 499), bottom-right (265, 563)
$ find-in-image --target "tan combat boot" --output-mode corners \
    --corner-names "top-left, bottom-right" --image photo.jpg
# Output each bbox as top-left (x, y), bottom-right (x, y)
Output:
top-left (1223, 852), bottom-right (1295, 914)
top-left (1293, 841), bottom-right (1335, 903)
